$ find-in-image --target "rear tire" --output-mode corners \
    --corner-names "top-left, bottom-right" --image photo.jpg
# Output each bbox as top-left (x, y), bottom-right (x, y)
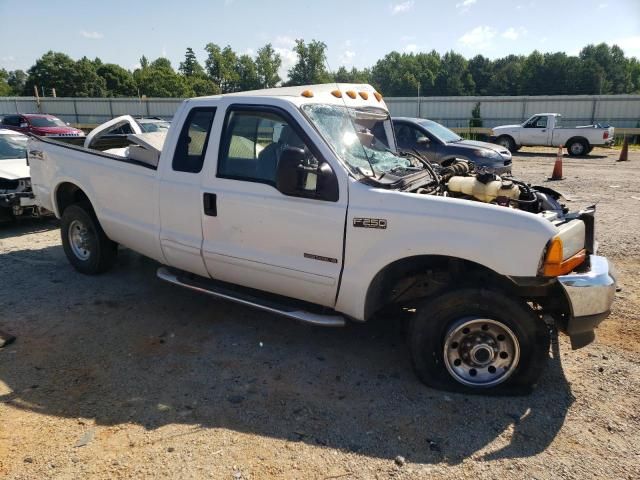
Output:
top-left (61, 204), bottom-right (117, 274)
top-left (567, 139), bottom-right (589, 156)
top-left (408, 288), bottom-right (549, 395)
top-left (495, 135), bottom-right (517, 152)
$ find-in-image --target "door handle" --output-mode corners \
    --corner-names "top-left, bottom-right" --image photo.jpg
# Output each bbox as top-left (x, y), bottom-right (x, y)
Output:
top-left (203, 193), bottom-right (217, 216)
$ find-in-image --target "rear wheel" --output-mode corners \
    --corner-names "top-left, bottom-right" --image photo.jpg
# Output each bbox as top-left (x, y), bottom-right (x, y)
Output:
top-left (61, 204), bottom-right (117, 274)
top-left (408, 288), bottom-right (549, 395)
top-left (567, 139), bottom-right (589, 156)
top-left (495, 135), bottom-right (517, 152)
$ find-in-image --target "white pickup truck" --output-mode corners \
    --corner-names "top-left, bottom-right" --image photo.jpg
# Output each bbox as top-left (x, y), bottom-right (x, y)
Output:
top-left (491, 113), bottom-right (615, 156)
top-left (27, 84), bottom-right (616, 394)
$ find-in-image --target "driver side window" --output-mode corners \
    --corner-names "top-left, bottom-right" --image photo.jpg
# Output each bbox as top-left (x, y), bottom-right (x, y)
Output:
top-left (394, 123), bottom-right (421, 150)
top-left (526, 116), bottom-right (547, 128)
top-left (218, 109), bottom-right (317, 185)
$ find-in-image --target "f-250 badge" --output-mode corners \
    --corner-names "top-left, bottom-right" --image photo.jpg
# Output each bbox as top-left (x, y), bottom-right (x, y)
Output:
top-left (353, 218), bottom-right (387, 229)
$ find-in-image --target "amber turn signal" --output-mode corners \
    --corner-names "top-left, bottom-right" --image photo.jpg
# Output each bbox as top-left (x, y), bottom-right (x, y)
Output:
top-left (542, 236), bottom-right (586, 276)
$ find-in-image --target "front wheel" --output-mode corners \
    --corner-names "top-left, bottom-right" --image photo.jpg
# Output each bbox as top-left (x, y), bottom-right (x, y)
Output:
top-left (408, 288), bottom-right (550, 395)
top-left (61, 204), bottom-right (117, 274)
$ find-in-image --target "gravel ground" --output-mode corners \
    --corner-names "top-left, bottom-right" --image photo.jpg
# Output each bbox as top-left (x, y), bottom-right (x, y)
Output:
top-left (0, 147), bottom-right (638, 479)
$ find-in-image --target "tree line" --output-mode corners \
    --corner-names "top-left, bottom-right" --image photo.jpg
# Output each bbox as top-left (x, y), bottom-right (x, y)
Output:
top-left (1, 41), bottom-right (639, 98)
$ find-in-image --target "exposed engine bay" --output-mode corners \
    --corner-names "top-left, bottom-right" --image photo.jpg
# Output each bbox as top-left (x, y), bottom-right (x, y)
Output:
top-left (362, 153), bottom-right (569, 219)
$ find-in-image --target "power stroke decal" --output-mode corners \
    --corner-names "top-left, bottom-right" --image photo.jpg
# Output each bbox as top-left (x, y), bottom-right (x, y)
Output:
top-left (304, 253), bottom-right (338, 263)
top-left (353, 218), bottom-right (388, 229)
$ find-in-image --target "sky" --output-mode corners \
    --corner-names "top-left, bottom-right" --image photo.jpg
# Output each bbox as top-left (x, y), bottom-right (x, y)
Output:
top-left (1, 0), bottom-right (639, 80)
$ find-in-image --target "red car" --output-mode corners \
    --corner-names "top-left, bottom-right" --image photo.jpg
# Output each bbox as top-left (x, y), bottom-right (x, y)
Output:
top-left (0, 114), bottom-right (85, 138)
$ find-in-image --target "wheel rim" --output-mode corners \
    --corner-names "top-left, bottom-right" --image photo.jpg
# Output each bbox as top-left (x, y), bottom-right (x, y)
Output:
top-left (68, 219), bottom-right (91, 260)
top-left (497, 138), bottom-right (510, 149)
top-left (443, 317), bottom-right (520, 388)
top-left (570, 143), bottom-right (584, 155)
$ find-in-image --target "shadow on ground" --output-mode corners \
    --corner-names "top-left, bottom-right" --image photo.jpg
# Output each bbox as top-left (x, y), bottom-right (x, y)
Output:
top-left (0, 239), bottom-right (574, 465)
top-left (0, 216), bottom-right (58, 240)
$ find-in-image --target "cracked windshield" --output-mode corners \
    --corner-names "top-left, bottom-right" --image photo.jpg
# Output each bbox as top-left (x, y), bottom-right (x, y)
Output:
top-left (303, 104), bottom-right (415, 177)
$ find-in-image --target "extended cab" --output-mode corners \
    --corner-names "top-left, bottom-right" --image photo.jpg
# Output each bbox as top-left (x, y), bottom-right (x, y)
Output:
top-left (27, 85), bottom-right (616, 394)
top-left (491, 113), bottom-right (614, 156)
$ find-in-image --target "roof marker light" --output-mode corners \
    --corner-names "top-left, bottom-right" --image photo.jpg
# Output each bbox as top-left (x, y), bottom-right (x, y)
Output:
top-left (374, 92), bottom-right (383, 102)
top-left (359, 92), bottom-right (369, 100)
top-left (346, 90), bottom-right (357, 99)
top-left (301, 90), bottom-right (314, 98)
top-left (331, 90), bottom-right (342, 98)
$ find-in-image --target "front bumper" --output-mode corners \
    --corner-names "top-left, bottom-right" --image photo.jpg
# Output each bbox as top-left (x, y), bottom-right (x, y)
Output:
top-left (557, 255), bottom-right (616, 348)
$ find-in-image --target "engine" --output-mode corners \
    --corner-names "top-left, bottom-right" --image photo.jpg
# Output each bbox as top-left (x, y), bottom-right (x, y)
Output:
top-left (409, 158), bottom-right (567, 216)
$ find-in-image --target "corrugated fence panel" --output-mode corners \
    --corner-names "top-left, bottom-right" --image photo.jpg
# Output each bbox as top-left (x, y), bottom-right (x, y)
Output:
top-left (595, 96), bottom-right (640, 127)
top-left (385, 98), bottom-right (419, 117)
top-left (147, 98), bottom-right (183, 118)
top-left (73, 99), bottom-right (114, 124)
top-left (2, 95), bottom-right (639, 128)
top-left (110, 99), bottom-right (147, 118)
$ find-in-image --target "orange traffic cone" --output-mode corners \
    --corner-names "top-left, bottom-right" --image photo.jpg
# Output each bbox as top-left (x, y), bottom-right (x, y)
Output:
top-left (549, 145), bottom-right (564, 180)
top-left (618, 136), bottom-right (629, 162)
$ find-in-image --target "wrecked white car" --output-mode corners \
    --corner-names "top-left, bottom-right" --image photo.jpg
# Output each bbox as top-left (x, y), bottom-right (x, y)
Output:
top-left (0, 129), bottom-right (43, 221)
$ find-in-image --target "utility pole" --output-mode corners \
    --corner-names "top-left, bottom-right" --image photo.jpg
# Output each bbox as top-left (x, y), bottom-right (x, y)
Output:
top-left (417, 81), bottom-right (421, 118)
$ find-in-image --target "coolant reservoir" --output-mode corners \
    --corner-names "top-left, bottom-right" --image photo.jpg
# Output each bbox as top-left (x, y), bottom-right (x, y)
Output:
top-left (448, 176), bottom-right (520, 203)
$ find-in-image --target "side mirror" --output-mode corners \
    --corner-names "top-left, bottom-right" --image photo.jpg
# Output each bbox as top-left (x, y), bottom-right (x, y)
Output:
top-left (20, 122), bottom-right (28, 128)
top-left (417, 136), bottom-right (430, 145)
top-left (276, 147), bottom-right (338, 202)
top-left (276, 147), bottom-right (305, 195)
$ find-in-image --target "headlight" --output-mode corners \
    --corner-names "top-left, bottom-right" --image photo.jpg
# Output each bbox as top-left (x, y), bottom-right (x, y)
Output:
top-left (474, 149), bottom-right (500, 158)
top-left (18, 178), bottom-right (32, 190)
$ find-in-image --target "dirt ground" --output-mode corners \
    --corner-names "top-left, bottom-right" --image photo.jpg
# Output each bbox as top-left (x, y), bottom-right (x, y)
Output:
top-left (0, 148), bottom-right (638, 479)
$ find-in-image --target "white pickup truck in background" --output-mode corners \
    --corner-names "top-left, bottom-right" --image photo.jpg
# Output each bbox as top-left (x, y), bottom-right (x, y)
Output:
top-left (491, 113), bottom-right (615, 156)
top-left (27, 84), bottom-right (616, 394)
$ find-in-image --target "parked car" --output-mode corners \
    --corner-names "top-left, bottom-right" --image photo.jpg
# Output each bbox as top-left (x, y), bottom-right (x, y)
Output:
top-left (491, 113), bottom-right (615, 156)
top-left (0, 129), bottom-right (42, 221)
top-left (393, 117), bottom-right (512, 175)
top-left (0, 114), bottom-right (85, 138)
top-left (28, 84), bottom-right (616, 394)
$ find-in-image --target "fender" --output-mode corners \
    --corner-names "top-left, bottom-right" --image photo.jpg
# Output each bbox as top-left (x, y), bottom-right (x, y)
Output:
top-left (335, 180), bottom-right (557, 320)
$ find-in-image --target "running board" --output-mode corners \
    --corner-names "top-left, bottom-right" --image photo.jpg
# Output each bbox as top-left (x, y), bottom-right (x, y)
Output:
top-left (157, 267), bottom-right (346, 327)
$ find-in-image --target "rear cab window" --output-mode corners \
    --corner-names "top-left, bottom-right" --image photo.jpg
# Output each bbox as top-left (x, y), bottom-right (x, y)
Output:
top-left (172, 108), bottom-right (217, 173)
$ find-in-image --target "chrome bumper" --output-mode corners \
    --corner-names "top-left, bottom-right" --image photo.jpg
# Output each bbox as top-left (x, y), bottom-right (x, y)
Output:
top-left (557, 255), bottom-right (616, 348)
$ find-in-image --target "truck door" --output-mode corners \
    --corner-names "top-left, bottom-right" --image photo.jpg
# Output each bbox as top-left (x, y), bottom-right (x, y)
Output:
top-left (522, 115), bottom-right (552, 145)
top-left (158, 106), bottom-right (217, 277)
top-left (199, 104), bottom-right (347, 307)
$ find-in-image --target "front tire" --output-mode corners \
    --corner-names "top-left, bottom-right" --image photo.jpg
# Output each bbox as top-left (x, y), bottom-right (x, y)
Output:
top-left (408, 288), bottom-right (549, 395)
top-left (61, 204), bottom-right (117, 274)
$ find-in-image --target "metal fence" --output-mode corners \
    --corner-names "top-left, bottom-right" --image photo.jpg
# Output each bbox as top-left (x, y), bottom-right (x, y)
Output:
top-left (1, 94), bottom-right (639, 129)
top-left (385, 95), bottom-right (640, 128)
